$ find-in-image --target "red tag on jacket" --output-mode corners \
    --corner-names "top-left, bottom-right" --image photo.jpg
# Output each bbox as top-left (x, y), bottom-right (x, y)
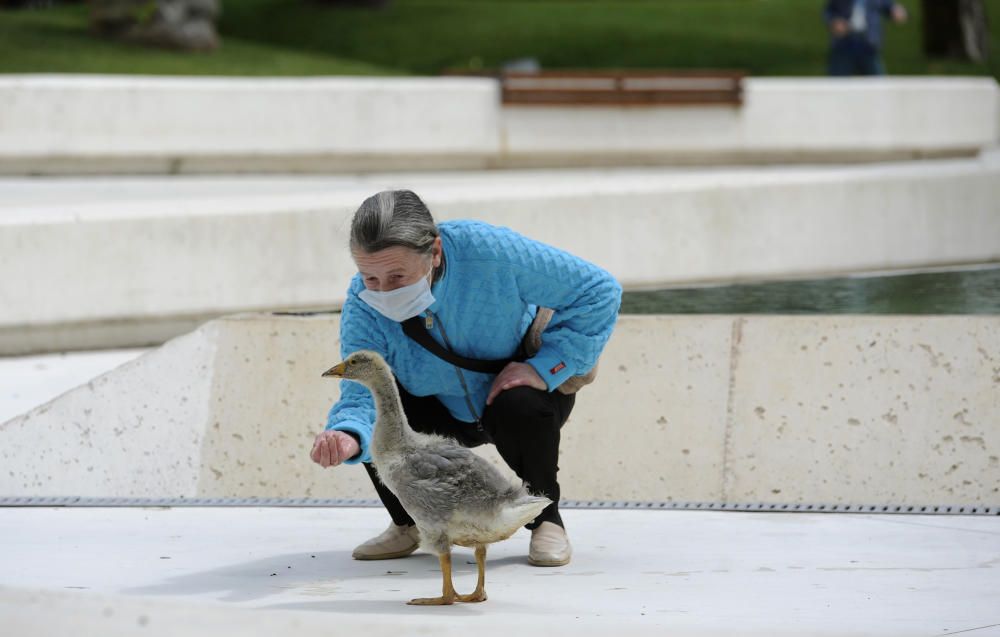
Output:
top-left (550, 362), bottom-right (566, 375)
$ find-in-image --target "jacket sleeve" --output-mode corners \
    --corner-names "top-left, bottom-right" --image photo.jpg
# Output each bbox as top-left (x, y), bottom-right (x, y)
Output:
top-left (325, 285), bottom-right (387, 465)
top-left (495, 227), bottom-right (622, 391)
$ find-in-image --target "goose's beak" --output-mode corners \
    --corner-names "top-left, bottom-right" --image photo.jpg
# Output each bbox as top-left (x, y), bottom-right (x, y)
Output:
top-left (322, 362), bottom-right (346, 378)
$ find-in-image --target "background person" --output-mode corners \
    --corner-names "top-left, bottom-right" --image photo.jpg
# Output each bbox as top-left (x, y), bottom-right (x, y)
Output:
top-left (825, 0), bottom-right (908, 75)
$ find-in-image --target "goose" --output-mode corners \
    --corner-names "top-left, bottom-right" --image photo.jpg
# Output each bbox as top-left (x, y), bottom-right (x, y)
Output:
top-left (323, 350), bottom-right (551, 605)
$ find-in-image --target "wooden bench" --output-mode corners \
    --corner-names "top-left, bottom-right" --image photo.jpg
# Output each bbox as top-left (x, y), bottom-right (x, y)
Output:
top-left (499, 70), bottom-right (745, 107)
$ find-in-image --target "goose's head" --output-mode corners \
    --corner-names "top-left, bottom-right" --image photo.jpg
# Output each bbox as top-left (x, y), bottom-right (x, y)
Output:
top-left (321, 350), bottom-right (390, 386)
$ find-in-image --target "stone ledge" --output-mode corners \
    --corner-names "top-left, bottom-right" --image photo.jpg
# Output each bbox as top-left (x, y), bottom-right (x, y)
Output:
top-left (2, 314), bottom-right (996, 505)
top-left (2, 158), bottom-right (998, 354)
top-left (0, 76), bottom-right (995, 173)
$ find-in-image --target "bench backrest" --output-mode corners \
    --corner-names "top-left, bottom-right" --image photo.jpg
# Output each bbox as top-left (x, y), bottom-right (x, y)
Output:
top-left (501, 70), bottom-right (745, 106)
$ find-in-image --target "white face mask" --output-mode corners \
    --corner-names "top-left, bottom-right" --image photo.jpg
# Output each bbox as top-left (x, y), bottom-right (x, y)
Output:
top-left (358, 264), bottom-right (435, 322)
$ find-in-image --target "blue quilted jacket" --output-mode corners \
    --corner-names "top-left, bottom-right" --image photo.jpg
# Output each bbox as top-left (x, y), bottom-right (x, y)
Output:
top-left (326, 219), bottom-right (622, 464)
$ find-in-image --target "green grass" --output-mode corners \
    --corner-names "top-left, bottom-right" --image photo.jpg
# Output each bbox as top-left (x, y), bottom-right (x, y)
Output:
top-left (0, 3), bottom-right (391, 75)
top-left (1, 0), bottom-right (998, 78)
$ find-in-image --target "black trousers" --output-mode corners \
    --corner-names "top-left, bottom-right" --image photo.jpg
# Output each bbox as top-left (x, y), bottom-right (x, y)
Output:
top-left (363, 379), bottom-right (575, 530)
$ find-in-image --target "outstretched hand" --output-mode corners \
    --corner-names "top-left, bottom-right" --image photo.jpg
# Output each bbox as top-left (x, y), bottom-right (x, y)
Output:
top-left (311, 430), bottom-right (360, 468)
top-left (486, 361), bottom-right (547, 406)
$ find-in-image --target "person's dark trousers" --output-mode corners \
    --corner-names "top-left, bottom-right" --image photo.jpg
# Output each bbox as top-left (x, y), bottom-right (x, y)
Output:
top-left (363, 378), bottom-right (575, 531)
top-left (828, 33), bottom-right (886, 75)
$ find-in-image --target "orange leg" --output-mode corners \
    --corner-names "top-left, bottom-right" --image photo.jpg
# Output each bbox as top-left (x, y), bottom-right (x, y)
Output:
top-left (407, 551), bottom-right (456, 606)
top-left (456, 545), bottom-right (488, 603)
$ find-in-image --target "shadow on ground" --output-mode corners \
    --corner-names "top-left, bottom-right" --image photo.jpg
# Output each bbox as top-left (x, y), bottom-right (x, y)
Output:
top-left (126, 549), bottom-right (539, 609)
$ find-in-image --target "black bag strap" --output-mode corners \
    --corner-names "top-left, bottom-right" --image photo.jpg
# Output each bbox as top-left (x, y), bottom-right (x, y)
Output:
top-left (401, 316), bottom-right (516, 374)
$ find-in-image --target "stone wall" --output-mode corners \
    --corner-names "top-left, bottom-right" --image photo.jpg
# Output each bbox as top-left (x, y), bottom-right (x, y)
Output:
top-left (2, 314), bottom-right (996, 506)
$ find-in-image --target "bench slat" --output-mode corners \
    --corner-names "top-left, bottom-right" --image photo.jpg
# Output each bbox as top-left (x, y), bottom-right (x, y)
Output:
top-left (501, 70), bottom-right (744, 106)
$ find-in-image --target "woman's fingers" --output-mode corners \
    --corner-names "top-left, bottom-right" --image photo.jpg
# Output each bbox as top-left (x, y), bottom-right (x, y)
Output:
top-left (333, 434), bottom-right (347, 465)
top-left (319, 436), bottom-right (332, 467)
top-left (312, 431), bottom-right (358, 468)
top-left (487, 362), bottom-right (547, 405)
top-left (485, 382), bottom-right (501, 406)
top-left (486, 367), bottom-right (512, 405)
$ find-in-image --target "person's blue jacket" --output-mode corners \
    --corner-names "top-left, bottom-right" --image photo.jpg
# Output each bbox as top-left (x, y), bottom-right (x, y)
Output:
top-left (824, 0), bottom-right (898, 49)
top-left (326, 219), bottom-right (623, 464)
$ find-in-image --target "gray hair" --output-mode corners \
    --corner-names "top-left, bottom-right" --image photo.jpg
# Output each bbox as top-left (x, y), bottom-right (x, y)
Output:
top-left (349, 190), bottom-right (438, 255)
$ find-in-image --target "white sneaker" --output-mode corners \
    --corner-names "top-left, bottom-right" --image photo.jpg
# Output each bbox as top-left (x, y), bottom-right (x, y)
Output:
top-left (352, 522), bottom-right (420, 560)
top-left (528, 521), bottom-right (572, 567)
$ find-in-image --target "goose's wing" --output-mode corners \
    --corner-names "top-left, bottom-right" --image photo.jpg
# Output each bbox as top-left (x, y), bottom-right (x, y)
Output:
top-left (394, 441), bottom-right (521, 517)
top-left (406, 443), bottom-right (476, 481)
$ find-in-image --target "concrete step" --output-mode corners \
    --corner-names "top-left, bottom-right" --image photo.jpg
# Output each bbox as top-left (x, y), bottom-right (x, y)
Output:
top-left (3, 155), bottom-right (999, 354)
top-left (0, 348), bottom-right (148, 424)
top-left (2, 313), bottom-right (996, 506)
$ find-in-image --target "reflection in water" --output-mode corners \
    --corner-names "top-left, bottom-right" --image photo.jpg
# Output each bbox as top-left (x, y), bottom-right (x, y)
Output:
top-left (620, 266), bottom-right (1000, 315)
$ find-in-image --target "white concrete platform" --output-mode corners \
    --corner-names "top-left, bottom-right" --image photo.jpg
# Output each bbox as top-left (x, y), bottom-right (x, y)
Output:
top-left (1, 506), bottom-right (998, 636)
top-left (0, 75), bottom-right (502, 174)
top-left (3, 153), bottom-right (999, 354)
top-left (1, 76), bottom-right (996, 174)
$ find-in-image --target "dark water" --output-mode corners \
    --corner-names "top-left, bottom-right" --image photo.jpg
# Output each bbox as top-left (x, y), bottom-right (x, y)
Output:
top-left (620, 266), bottom-right (1000, 315)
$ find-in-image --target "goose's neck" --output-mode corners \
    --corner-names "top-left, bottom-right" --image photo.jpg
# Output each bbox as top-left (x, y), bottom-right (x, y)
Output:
top-left (368, 372), bottom-right (411, 458)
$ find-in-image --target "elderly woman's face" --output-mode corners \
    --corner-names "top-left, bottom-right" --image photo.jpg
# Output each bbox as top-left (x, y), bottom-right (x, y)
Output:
top-left (353, 238), bottom-right (442, 292)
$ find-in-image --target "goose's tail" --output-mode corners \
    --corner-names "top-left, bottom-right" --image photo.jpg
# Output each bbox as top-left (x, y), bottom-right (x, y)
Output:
top-left (498, 494), bottom-right (552, 533)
